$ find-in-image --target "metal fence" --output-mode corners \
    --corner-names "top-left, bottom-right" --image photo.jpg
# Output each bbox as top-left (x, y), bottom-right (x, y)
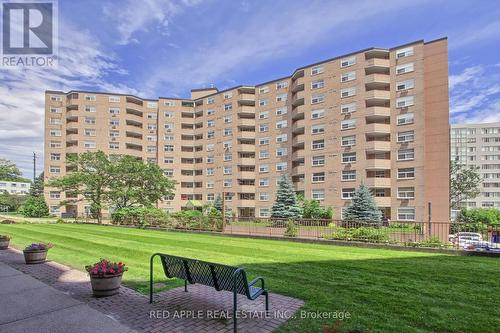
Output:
top-left (224, 218), bottom-right (500, 250)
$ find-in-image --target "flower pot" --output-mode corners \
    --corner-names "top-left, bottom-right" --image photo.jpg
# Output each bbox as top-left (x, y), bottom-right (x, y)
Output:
top-left (0, 238), bottom-right (9, 250)
top-left (23, 250), bottom-right (48, 264)
top-left (90, 274), bottom-right (123, 297)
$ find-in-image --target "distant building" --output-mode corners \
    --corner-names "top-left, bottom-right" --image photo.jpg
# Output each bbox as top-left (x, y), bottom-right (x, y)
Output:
top-left (0, 180), bottom-right (31, 195)
top-left (450, 122), bottom-right (500, 212)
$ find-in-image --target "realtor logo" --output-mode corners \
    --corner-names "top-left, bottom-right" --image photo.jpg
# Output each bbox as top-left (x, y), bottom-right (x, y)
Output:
top-left (1, 0), bottom-right (58, 67)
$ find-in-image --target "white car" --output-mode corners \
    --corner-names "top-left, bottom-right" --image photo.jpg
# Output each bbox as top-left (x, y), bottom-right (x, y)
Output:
top-left (448, 232), bottom-right (483, 247)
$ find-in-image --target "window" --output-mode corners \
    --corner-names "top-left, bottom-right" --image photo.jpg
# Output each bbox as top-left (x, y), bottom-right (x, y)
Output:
top-left (259, 164), bottom-right (269, 173)
top-left (398, 167), bottom-right (415, 179)
top-left (396, 47), bottom-right (414, 58)
top-left (259, 86), bottom-right (269, 94)
top-left (311, 79), bottom-right (324, 89)
top-left (147, 112), bottom-right (157, 119)
top-left (206, 181), bottom-right (215, 189)
top-left (224, 103), bottom-right (232, 111)
top-left (50, 107), bottom-right (61, 113)
top-left (49, 118), bottom-right (61, 125)
top-left (164, 144), bottom-right (174, 152)
top-left (147, 135), bottom-right (156, 142)
top-left (341, 135), bottom-right (356, 146)
top-left (312, 139), bottom-right (325, 150)
top-left (311, 109), bottom-right (325, 119)
top-left (109, 142), bottom-right (119, 149)
top-left (50, 130), bottom-right (61, 137)
top-left (207, 131), bottom-right (215, 139)
top-left (312, 189), bottom-right (325, 200)
top-left (259, 137), bottom-right (270, 145)
top-left (49, 191), bottom-right (61, 199)
top-left (50, 95), bottom-right (62, 102)
top-left (147, 124), bottom-right (157, 130)
top-left (224, 179), bottom-right (232, 188)
top-left (50, 206), bottom-right (60, 214)
top-left (276, 107), bottom-right (287, 116)
top-left (224, 116), bottom-right (232, 123)
top-left (341, 71), bottom-right (356, 82)
top-left (49, 165), bottom-right (61, 173)
top-left (340, 103), bottom-right (356, 114)
top-left (164, 134), bottom-right (174, 141)
top-left (223, 166), bottom-right (232, 175)
top-left (396, 96), bottom-right (414, 108)
top-left (276, 94), bottom-right (287, 102)
top-left (341, 119), bottom-right (356, 130)
top-left (341, 56), bottom-right (356, 68)
top-left (311, 124), bottom-right (325, 134)
top-left (260, 124), bottom-right (269, 132)
top-left (164, 111), bottom-right (175, 118)
top-left (83, 141), bottom-right (96, 149)
top-left (276, 162), bottom-right (287, 171)
top-left (84, 95), bottom-right (96, 101)
top-left (84, 128), bottom-right (96, 136)
top-left (164, 169), bottom-right (174, 177)
top-left (206, 144), bottom-right (215, 151)
top-left (397, 113), bottom-right (414, 125)
top-left (312, 172), bottom-right (325, 182)
top-left (342, 170), bottom-right (356, 181)
top-left (259, 111), bottom-right (269, 119)
top-left (207, 120), bottom-right (215, 127)
top-left (342, 188), bottom-right (355, 199)
top-left (311, 65), bottom-right (324, 75)
top-left (224, 153), bottom-right (232, 161)
top-left (276, 120), bottom-right (287, 129)
top-left (85, 106), bottom-right (96, 112)
top-left (341, 87), bottom-right (356, 98)
top-left (49, 141), bottom-right (61, 148)
top-left (50, 153), bottom-right (60, 160)
top-left (259, 150), bottom-right (270, 159)
top-left (259, 99), bottom-right (268, 106)
top-left (396, 63), bottom-right (414, 75)
top-left (259, 178), bottom-right (269, 187)
top-left (164, 157), bottom-right (174, 164)
top-left (108, 96), bottom-right (120, 103)
top-left (109, 107), bottom-right (120, 115)
top-left (398, 207), bottom-right (415, 220)
top-left (397, 130), bottom-right (415, 143)
top-left (85, 117), bottom-right (96, 125)
top-left (397, 148), bottom-right (415, 161)
top-left (398, 187), bottom-right (415, 199)
top-left (396, 79), bottom-right (415, 91)
top-left (147, 101), bottom-right (157, 108)
top-left (259, 192), bottom-right (269, 201)
top-left (276, 148), bottom-right (288, 157)
top-left (207, 97), bottom-right (215, 104)
top-left (311, 94), bottom-right (325, 104)
top-left (224, 92), bottom-right (233, 99)
top-left (276, 134), bottom-right (288, 143)
top-left (276, 81), bottom-right (288, 89)
top-left (312, 155), bottom-right (325, 166)
top-left (164, 100), bottom-right (176, 106)
top-left (259, 208), bottom-right (270, 218)
top-left (206, 168), bottom-right (214, 176)
top-left (223, 141), bottom-right (232, 149)
top-left (342, 152), bottom-right (356, 163)
top-left (206, 109), bottom-right (215, 116)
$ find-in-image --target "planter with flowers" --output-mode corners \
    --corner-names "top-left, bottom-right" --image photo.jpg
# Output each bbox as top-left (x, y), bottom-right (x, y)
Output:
top-left (86, 259), bottom-right (128, 297)
top-left (0, 235), bottom-right (11, 250)
top-left (23, 243), bottom-right (53, 264)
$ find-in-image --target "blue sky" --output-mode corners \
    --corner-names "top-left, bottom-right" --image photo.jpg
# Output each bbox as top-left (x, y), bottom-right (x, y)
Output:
top-left (1, 0), bottom-right (499, 177)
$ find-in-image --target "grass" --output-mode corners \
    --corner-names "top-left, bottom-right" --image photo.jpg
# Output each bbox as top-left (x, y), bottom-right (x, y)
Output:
top-left (0, 223), bottom-right (498, 333)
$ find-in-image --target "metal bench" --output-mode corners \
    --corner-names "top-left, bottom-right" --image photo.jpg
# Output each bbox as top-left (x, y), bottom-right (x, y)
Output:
top-left (150, 253), bottom-right (269, 332)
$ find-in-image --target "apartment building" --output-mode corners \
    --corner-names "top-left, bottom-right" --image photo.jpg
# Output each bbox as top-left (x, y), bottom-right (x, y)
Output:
top-left (44, 38), bottom-right (450, 222)
top-left (0, 180), bottom-right (31, 195)
top-left (451, 123), bottom-right (500, 211)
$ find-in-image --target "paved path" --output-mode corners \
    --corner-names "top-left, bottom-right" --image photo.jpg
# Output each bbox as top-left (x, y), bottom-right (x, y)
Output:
top-left (0, 261), bottom-right (133, 333)
top-left (0, 248), bottom-right (303, 332)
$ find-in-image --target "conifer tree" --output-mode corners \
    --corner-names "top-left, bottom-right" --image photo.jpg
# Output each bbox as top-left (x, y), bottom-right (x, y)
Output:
top-left (213, 194), bottom-right (223, 212)
top-left (343, 184), bottom-right (382, 222)
top-left (271, 175), bottom-right (302, 219)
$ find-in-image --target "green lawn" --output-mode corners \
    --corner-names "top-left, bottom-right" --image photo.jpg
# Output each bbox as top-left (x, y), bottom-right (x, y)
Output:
top-left (0, 223), bottom-right (498, 333)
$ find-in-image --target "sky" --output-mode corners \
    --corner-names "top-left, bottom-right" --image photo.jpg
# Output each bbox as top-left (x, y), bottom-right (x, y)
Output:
top-left (0, 0), bottom-right (499, 178)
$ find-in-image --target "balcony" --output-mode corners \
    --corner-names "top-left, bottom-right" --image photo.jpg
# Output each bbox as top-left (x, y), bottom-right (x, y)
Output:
top-left (292, 165), bottom-right (305, 175)
top-left (291, 69), bottom-right (304, 80)
top-left (365, 90), bottom-right (391, 103)
top-left (292, 150), bottom-right (305, 162)
top-left (365, 106), bottom-right (391, 119)
top-left (292, 105), bottom-right (306, 120)
top-left (365, 74), bottom-right (390, 90)
top-left (238, 94), bottom-right (255, 106)
top-left (365, 177), bottom-right (391, 187)
top-left (238, 105), bottom-right (255, 115)
top-left (292, 134), bottom-right (305, 147)
top-left (374, 196), bottom-right (391, 207)
top-left (125, 142), bottom-right (143, 151)
top-left (365, 123), bottom-right (391, 135)
top-left (238, 199), bottom-right (256, 208)
top-left (365, 159), bottom-right (391, 170)
top-left (365, 141), bottom-right (391, 152)
top-left (240, 171), bottom-right (255, 179)
top-left (125, 136), bottom-right (143, 145)
top-left (291, 78), bottom-right (304, 93)
top-left (365, 58), bottom-right (390, 75)
top-left (240, 185), bottom-right (255, 193)
top-left (238, 131), bottom-right (255, 140)
top-left (238, 144), bottom-right (255, 152)
top-left (291, 91), bottom-right (305, 107)
top-left (238, 118), bottom-right (255, 127)
top-left (239, 157), bottom-right (255, 165)
top-left (126, 108), bottom-right (143, 118)
top-left (292, 119), bottom-right (305, 134)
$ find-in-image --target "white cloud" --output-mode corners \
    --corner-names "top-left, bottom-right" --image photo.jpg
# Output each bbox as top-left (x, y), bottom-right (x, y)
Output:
top-left (102, 0), bottom-right (203, 45)
top-left (450, 21), bottom-right (500, 49)
top-left (0, 20), bottom-right (137, 177)
top-left (142, 0), bottom-right (430, 95)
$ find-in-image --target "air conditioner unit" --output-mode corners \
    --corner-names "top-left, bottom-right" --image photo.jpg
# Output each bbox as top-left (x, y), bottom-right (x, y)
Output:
top-left (111, 126), bottom-right (116, 129)
top-left (111, 138), bottom-right (116, 141)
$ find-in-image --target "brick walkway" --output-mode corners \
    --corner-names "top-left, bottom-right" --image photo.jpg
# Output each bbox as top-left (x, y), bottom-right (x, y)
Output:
top-left (0, 249), bottom-right (303, 332)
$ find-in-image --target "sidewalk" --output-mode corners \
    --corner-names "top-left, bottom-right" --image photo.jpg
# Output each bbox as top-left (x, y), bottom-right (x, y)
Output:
top-left (0, 248), bottom-right (304, 332)
top-left (0, 261), bottom-right (134, 333)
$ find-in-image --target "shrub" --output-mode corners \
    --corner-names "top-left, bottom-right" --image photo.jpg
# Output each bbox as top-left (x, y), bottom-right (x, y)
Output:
top-left (322, 225), bottom-right (390, 243)
top-left (454, 208), bottom-right (500, 233)
top-left (111, 207), bottom-right (172, 227)
top-left (284, 220), bottom-right (299, 237)
top-left (406, 236), bottom-right (451, 249)
top-left (302, 199), bottom-right (333, 219)
top-left (20, 196), bottom-right (49, 218)
top-left (56, 218), bottom-right (65, 224)
top-left (0, 234), bottom-right (11, 240)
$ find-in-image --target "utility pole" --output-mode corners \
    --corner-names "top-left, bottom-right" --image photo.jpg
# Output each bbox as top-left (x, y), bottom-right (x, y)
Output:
top-left (33, 152), bottom-right (36, 182)
top-left (221, 191), bottom-right (226, 230)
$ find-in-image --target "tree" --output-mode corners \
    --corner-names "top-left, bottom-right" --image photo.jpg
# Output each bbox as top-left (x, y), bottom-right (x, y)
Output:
top-left (108, 155), bottom-right (175, 209)
top-left (0, 158), bottom-right (31, 182)
top-left (20, 195), bottom-right (49, 217)
top-left (450, 160), bottom-right (481, 210)
top-left (29, 172), bottom-right (45, 197)
top-left (213, 194), bottom-right (223, 212)
top-left (48, 151), bottom-right (113, 223)
top-left (271, 175), bottom-right (302, 219)
top-left (302, 199), bottom-right (333, 219)
top-left (343, 184), bottom-right (382, 222)
top-left (0, 192), bottom-right (26, 212)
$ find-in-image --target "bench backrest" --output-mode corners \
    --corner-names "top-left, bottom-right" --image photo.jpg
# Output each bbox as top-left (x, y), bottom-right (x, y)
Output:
top-left (159, 254), bottom-right (249, 296)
